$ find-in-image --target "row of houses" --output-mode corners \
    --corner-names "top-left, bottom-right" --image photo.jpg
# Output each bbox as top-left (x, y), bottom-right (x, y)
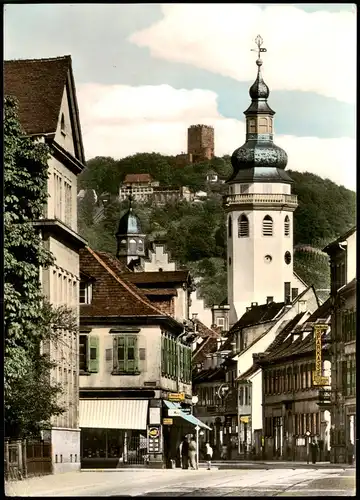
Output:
top-left (192, 226), bottom-right (356, 463)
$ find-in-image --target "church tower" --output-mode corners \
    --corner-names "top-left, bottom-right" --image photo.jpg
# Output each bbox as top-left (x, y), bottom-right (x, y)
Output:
top-left (116, 194), bottom-right (146, 267)
top-left (225, 36), bottom-right (298, 326)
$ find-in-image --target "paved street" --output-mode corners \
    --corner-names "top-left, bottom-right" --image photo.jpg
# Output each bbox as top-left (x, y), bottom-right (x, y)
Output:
top-left (6, 466), bottom-right (355, 497)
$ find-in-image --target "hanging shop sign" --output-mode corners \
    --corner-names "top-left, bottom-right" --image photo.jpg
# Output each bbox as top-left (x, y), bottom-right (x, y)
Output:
top-left (312, 324), bottom-right (329, 386)
top-left (163, 418), bottom-right (173, 425)
top-left (168, 409), bottom-right (182, 417)
top-left (168, 393), bottom-right (185, 402)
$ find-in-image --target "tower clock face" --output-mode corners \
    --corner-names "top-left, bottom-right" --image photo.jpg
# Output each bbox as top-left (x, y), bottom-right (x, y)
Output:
top-left (264, 255), bottom-right (272, 264)
top-left (284, 251), bottom-right (291, 265)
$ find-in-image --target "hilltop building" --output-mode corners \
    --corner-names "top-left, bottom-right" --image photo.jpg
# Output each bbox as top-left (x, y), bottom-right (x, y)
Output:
top-left (5, 56), bottom-right (87, 473)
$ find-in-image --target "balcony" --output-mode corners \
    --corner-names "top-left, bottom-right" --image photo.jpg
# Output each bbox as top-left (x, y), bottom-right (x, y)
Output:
top-left (224, 193), bottom-right (298, 211)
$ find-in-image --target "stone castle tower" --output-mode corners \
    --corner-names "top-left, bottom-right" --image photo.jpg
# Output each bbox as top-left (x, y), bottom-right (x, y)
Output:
top-left (187, 124), bottom-right (214, 163)
top-left (224, 36), bottom-right (298, 326)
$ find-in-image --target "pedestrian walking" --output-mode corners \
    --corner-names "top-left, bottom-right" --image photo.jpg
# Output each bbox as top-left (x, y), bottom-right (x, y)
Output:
top-left (310, 439), bottom-right (318, 464)
top-left (180, 436), bottom-right (189, 469)
top-left (188, 435), bottom-right (197, 470)
top-left (205, 442), bottom-right (213, 470)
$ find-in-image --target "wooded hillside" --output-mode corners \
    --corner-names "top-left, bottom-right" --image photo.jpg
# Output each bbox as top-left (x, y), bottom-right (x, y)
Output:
top-left (78, 154), bottom-right (356, 306)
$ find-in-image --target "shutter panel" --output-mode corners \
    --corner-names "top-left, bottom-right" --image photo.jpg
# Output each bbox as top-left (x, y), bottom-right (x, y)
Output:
top-left (118, 336), bottom-right (125, 372)
top-left (170, 338), bottom-right (174, 377)
top-left (161, 336), bottom-right (165, 374)
top-left (88, 336), bottom-right (99, 373)
top-left (126, 336), bottom-right (138, 373)
top-left (113, 336), bottom-right (119, 371)
top-left (180, 345), bottom-right (184, 381)
top-left (165, 337), bottom-right (169, 376)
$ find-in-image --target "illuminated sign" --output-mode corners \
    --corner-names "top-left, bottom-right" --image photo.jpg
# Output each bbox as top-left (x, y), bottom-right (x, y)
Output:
top-left (312, 324), bottom-right (329, 386)
top-left (163, 418), bottom-right (173, 425)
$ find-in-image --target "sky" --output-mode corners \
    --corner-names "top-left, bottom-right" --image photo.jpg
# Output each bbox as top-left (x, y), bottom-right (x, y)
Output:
top-left (4, 3), bottom-right (356, 191)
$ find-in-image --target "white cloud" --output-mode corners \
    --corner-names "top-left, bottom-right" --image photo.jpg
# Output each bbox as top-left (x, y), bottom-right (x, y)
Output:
top-left (77, 83), bottom-right (356, 191)
top-left (129, 4), bottom-right (356, 104)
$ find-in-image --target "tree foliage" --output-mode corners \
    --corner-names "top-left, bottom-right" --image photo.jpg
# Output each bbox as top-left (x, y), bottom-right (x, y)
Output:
top-left (77, 153), bottom-right (356, 306)
top-left (4, 97), bottom-right (76, 438)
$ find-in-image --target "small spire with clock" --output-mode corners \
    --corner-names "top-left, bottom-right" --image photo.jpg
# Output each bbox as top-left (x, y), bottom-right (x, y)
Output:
top-left (225, 36), bottom-right (299, 326)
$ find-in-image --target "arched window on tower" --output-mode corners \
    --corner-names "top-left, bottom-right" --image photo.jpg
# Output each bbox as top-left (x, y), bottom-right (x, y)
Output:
top-left (258, 117), bottom-right (268, 134)
top-left (238, 214), bottom-right (249, 238)
top-left (129, 238), bottom-right (136, 253)
top-left (284, 215), bottom-right (290, 236)
top-left (138, 239), bottom-right (144, 252)
top-left (262, 215), bottom-right (273, 236)
top-left (119, 239), bottom-right (127, 251)
top-left (228, 216), bottom-right (232, 238)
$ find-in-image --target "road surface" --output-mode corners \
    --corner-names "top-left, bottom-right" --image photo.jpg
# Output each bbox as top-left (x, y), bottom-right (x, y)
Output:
top-left (6, 466), bottom-right (355, 497)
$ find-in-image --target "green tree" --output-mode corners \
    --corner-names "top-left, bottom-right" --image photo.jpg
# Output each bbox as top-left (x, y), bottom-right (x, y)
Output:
top-left (4, 96), bottom-right (75, 438)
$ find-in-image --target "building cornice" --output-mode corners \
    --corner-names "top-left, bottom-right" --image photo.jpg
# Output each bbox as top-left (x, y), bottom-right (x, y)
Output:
top-left (45, 138), bottom-right (86, 175)
top-left (34, 219), bottom-right (87, 250)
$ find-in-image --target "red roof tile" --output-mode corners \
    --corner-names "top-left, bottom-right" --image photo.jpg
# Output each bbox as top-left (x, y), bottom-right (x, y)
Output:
top-left (124, 173), bottom-right (153, 184)
top-left (80, 247), bottom-right (170, 318)
top-left (4, 56), bottom-right (71, 135)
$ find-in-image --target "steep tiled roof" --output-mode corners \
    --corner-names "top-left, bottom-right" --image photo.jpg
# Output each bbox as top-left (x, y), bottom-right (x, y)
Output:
top-left (307, 297), bottom-right (331, 322)
top-left (194, 320), bottom-right (221, 339)
top-left (95, 251), bottom-right (130, 274)
top-left (123, 271), bottom-right (190, 285)
top-left (124, 173), bottom-right (152, 184)
top-left (4, 56), bottom-right (71, 135)
top-left (80, 247), bottom-right (172, 318)
top-left (230, 302), bottom-right (284, 334)
top-left (192, 337), bottom-right (218, 364)
top-left (141, 288), bottom-right (177, 297)
top-left (265, 312), bottom-right (307, 354)
top-left (193, 366), bottom-right (225, 384)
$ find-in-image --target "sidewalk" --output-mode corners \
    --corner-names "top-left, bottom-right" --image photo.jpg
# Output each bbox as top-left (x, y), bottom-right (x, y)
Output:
top-left (207, 460), bottom-right (355, 469)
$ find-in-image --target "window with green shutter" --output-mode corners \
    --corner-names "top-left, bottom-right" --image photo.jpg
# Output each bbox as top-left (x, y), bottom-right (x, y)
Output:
top-left (180, 344), bottom-right (184, 381)
top-left (88, 336), bottom-right (99, 372)
top-left (165, 337), bottom-right (169, 376)
top-left (113, 335), bottom-right (139, 374)
top-left (161, 335), bottom-right (165, 375)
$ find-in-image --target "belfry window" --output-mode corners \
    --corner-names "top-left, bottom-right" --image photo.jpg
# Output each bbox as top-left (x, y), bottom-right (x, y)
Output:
top-left (228, 216), bottom-right (232, 238)
top-left (248, 119), bottom-right (256, 133)
top-left (258, 117), bottom-right (268, 134)
top-left (238, 214), bottom-right (249, 238)
top-left (284, 215), bottom-right (290, 236)
top-left (262, 215), bottom-right (273, 236)
top-left (138, 239), bottom-right (144, 252)
top-left (129, 238), bottom-right (136, 253)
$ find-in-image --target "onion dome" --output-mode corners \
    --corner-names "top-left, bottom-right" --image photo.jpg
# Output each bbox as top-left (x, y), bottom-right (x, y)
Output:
top-left (116, 195), bottom-right (143, 236)
top-left (228, 36), bottom-right (292, 184)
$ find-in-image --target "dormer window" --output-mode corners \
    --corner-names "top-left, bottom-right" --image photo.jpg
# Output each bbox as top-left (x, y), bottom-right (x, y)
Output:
top-left (80, 281), bottom-right (92, 304)
top-left (60, 113), bottom-right (66, 135)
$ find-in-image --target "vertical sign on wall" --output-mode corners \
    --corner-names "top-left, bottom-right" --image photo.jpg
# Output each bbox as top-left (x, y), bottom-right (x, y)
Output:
top-left (312, 324), bottom-right (329, 386)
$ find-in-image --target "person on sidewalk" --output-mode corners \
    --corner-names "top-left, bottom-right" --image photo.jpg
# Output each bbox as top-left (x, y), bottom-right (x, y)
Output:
top-left (188, 435), bottom-right (197, 470)
top-left (180, 436), bottom-right (189, 469)
top-left (205, 442), bottom-right (213, 470)
top-left (310, 438), bottom-right (318, 464)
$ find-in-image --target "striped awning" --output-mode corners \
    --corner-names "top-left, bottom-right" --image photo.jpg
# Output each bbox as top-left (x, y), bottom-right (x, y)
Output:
top-left (79, 399), bottom-right (148, 430)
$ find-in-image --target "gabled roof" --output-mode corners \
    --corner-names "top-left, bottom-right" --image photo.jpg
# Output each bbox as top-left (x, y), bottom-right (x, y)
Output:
top-left (265, 312), bottom-right (307, 354)
top-left (123, 270), bottom-right (191, 285)
top-left (124, 173), bottom-right (153, 184)
top-left (194, 320), bottom-right (221, 339)
top-left (79, 247), bottom-right (180, 323)
top-left (193, 366), bottom-right (225, 384)
top-left (4, 55), bottom-right (85, 163)
top-left (229, 301), bottom-right (285, 334)
top-left (142, 288), bottom-right (178, 297)
top-left (322, 226), bottom-right (356, 253)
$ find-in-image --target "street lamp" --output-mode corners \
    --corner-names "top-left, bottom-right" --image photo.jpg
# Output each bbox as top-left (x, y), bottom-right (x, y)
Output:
top-left (306, 430), bottom-right (311, 464)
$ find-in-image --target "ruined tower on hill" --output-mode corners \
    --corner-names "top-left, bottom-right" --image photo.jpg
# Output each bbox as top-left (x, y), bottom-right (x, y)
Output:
top-left (187, 124), bottom-right (214, 163)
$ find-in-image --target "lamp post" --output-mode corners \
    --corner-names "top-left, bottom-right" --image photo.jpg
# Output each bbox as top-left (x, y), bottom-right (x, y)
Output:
top-left (306, 430), bottom-right (311, 464)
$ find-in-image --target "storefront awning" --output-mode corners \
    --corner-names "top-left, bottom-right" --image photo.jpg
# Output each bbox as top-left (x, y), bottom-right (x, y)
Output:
top-left (164, 401), bottom-right (211, 430)
top-left (79, 399), bottom-right (148, 430)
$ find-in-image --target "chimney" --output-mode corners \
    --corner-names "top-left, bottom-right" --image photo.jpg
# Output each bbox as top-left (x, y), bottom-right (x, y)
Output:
top-left (251, 302), bottom-right (258, 308)
top-left (266, 296), bottom-right (274, 304)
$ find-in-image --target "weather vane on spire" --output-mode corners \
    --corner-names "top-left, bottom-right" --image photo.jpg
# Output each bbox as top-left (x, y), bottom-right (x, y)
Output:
top-left (251, 35), bottom-right (267, 60)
